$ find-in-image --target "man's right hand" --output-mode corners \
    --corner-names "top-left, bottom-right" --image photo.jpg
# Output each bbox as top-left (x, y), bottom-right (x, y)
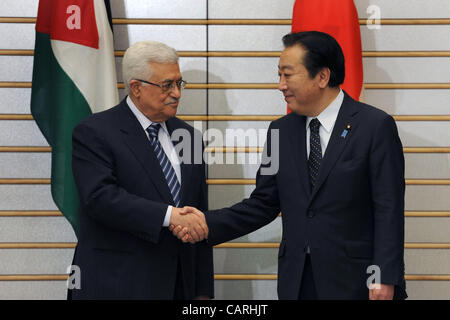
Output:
top-left (170, 206), bottom-right (208, 243)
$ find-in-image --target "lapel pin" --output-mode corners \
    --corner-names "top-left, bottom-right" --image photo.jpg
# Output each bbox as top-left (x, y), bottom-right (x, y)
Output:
top-left (341, 124), bottom-right (351, 138)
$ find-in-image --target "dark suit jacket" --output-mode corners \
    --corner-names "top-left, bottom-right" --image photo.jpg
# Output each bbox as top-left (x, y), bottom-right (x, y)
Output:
top-left (69, 98), bottom-right (213, 299)
top-left (206, 92), bottom-right (407, 300)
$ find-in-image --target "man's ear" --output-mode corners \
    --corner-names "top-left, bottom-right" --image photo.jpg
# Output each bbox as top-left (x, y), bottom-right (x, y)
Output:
top-left (129, 80), bottom-right (141, 97)
top-left (317, 67), bottom-right (331, 89)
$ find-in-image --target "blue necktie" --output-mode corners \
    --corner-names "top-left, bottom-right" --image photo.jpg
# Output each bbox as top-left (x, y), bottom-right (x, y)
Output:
top-left (146, 123), bottom-right (181, 207)
top-left (308, 118), bottom-right (322, 190)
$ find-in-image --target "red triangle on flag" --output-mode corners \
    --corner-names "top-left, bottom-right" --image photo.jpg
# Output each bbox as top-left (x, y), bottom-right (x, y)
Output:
top-left (35, 0), bottom-right (99, 49)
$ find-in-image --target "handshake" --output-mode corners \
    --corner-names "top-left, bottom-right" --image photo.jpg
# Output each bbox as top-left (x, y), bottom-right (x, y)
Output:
top-left (169, 206), bottom-right (208, 243)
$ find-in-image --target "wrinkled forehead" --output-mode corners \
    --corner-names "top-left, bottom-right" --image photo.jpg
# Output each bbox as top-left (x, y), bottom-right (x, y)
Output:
top-left (149, 62), bottom-right (182, 80)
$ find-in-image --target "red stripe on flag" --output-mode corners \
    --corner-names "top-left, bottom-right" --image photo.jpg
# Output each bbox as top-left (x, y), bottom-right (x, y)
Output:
top-left (36, 0), bottom-right (99, 49)
top-left (291, 0), bottom-right (363, 102)
top-left (35, 0), bottom-right (53, 34)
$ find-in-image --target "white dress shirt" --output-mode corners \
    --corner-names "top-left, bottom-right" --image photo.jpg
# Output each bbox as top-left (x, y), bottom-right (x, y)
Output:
top-left (306, 89), bottom-right (344, 157)
top-left (126, 96), bottom-right (181, 227)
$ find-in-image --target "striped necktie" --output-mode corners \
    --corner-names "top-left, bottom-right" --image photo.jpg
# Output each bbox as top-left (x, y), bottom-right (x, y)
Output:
top-left (308, 118), bottom-right (322, 190)
top-left (146, 123), bottom-right (181, 207)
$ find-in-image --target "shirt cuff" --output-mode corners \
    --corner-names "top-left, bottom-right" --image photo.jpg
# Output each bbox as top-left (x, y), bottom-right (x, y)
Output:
top-left (162, 205), bottom-right (172, 227)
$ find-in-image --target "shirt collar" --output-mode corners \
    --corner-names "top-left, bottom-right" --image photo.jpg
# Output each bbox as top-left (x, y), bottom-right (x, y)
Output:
top-left (306, 89), bottom-right (344, 133)
top-left (126, 96), bottom-right (169, 134)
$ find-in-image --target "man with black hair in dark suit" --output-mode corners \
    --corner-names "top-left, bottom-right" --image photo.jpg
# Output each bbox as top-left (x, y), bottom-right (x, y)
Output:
top-left (173, 31), bottom-right (407, 300)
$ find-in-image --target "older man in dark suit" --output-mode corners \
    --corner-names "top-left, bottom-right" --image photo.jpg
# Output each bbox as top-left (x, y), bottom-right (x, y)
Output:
top-left (173, 31), bottom-right (407, 300)
top-left (69, 40), bottom-right (212, 300)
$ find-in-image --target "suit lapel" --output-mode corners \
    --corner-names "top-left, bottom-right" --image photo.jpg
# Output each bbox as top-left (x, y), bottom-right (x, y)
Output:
top-left (310, 93), bottom-right (360, 201)
top-left (118, 101), bottom-right (174, 205)
top-left (166, 117), bottom-right (192, 206)
top-left (287, 113), bottom-right (311, 197)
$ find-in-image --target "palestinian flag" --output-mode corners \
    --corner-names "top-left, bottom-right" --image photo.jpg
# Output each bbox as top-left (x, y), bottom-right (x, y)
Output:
top-left (291, 0), bottom-right (364, 102)
top-left (31, 0), bottom-right (118, 236)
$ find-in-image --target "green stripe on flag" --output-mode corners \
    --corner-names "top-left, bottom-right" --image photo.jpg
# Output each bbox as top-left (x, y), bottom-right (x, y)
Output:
top-left (31, 32), bottom-right (92, 236)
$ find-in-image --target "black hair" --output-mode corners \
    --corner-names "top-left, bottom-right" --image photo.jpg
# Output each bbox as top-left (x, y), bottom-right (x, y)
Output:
top-left (282, 31), bottom-right (345, 87)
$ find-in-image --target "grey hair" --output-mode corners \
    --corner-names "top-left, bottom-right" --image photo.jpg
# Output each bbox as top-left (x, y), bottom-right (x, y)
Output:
top-left (122, 40), bottom-right (179, 92)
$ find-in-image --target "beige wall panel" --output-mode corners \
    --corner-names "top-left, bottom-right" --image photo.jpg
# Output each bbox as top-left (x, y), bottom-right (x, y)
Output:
top-left (214, 280), bottom-right (277, 300)
top-left (113, 25), bottom-right (206, 51)
top-left (363, 57), bottom-right (450, 83)
top-left (0, 24), bottom-right (35, 50)
top-left (364, 89), bottom-right (450, 115)
top-left (0, 282), bottom-right (68, 300)
top-left (0, 0), bottom-right (38, 17)
top-left (110, 0), bottom-right (206, 19)
top-left (397, 122), bottom-right (450, 147)
top-left (404, 154), bottom-right (450, 179)
top-left (209, 0), bottom-right (295, 19)
top-left (405, 282), bottom-right (450, 300)
top-left (0, 56), bottom-right (33, 82)
top-left (405, 217), bottom-right (450, 242)
top-left (0, 153), bottom-right (51, 178)
top-left (0, 217), bottom-right (76, 242)
top-left (405, 250), bottom-right (450, 274)
top-left (208, 185), bottom-right (254, 210)
top-left (0, 185), bottom-right (57, 210)
top-left (205, 153), bottom-right (261, 176)
top-left (0, 88), bottom-right (31, 114)
top-left (214, 248), bottom-right (278, 274)
top-left (209, 57), bottom-right (278, 83)
top-left (361, 26), bottom-right (450, 51)
top-left (177, 90), bottom-right (207, 115)
top-left (208, 26), bottom-right (290, 51)
top-left (356, 0), bottom-right (450, 18)
top-left (208, 89), bottom-right (285, 115)
top-left (406, 186), bottom-right (450, 211)
top-left (206, 121), bottom-right (270, 147)
top-left (208, 158), bottom-right (261, 179)
top-left (0, 120), bottom-right (47, 146)
top-left (0, 249), bottom-right (75, 274)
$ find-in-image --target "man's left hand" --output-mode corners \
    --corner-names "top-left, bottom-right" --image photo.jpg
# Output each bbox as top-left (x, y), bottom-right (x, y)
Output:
top-left (369, 284), bottom-right (394, 300)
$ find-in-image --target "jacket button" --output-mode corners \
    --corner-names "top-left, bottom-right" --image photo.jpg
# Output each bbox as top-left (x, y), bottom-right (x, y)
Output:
top-left (307, 210), bottom-right (314, 218)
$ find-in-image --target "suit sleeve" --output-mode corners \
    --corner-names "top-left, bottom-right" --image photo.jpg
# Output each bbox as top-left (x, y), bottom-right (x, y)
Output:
top-left (369, 115), bottom-right (405, 286)
top-left (72, 121), bottom-right (167, 244)
top-left (205, 122), bottom-right (281, 245)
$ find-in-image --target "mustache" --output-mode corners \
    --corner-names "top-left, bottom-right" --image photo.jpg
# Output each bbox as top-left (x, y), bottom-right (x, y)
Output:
top-left (165, 98), bottom-right (179, 105)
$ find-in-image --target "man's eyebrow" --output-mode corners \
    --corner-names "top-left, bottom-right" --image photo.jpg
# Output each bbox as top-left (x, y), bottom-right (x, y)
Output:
top-left (162, 77), bottom-right (182, 83)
